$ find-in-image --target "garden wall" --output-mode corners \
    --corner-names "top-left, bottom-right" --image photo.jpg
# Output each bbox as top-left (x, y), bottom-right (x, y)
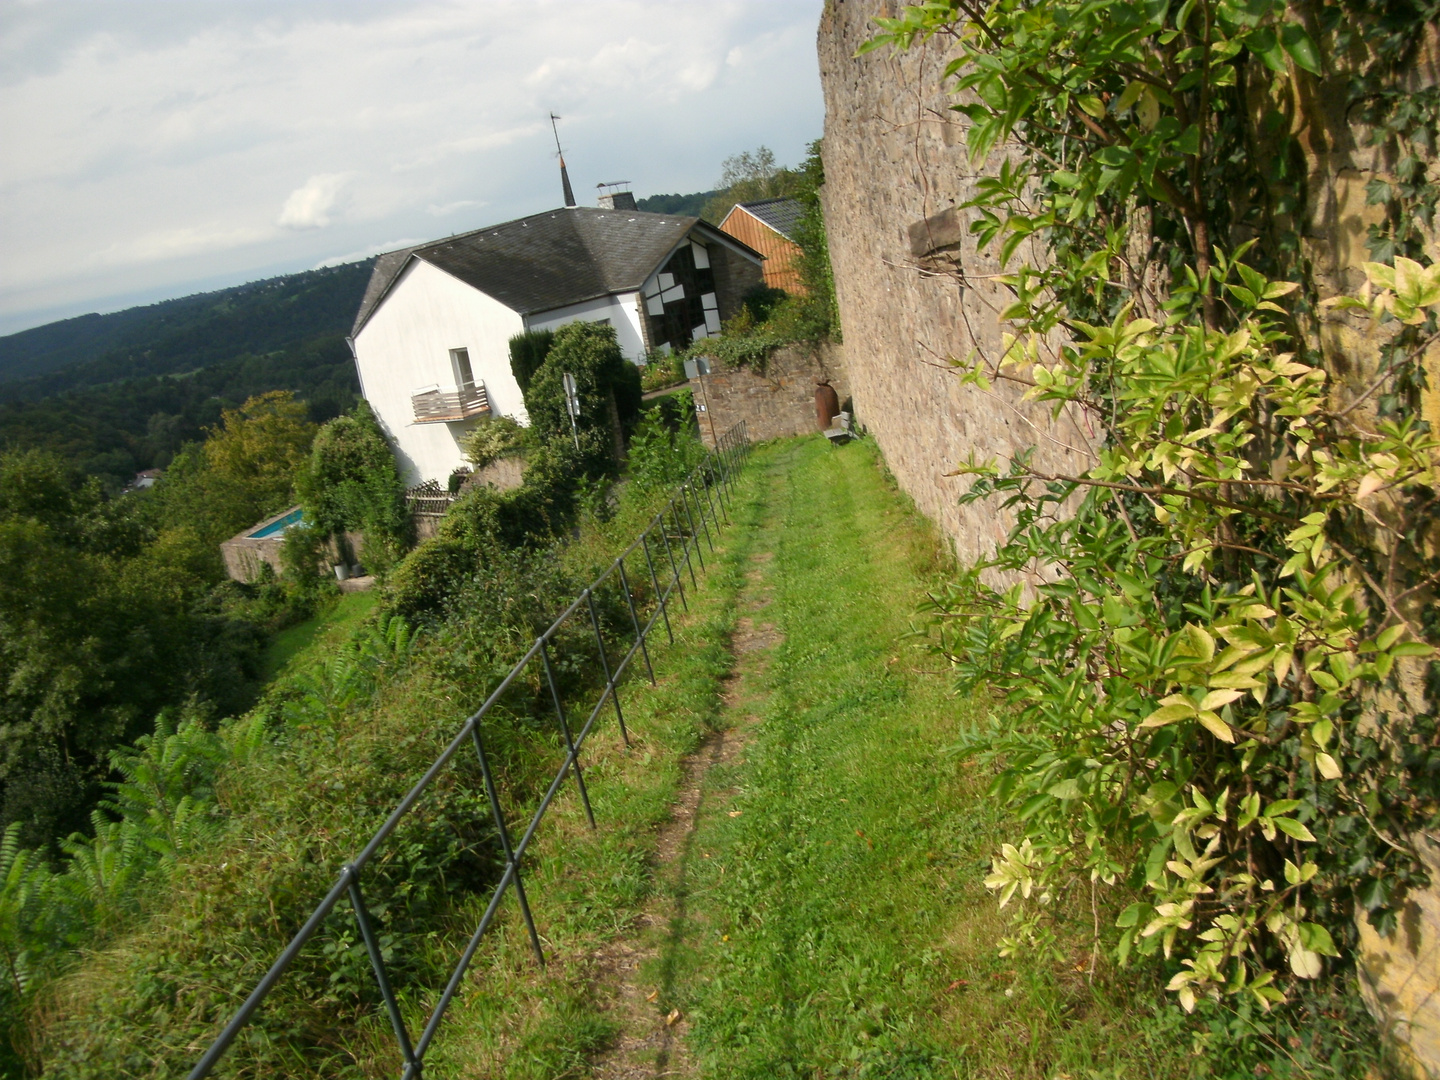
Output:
top-left (688, 343), bottom-right (849, 449)
top-left (817, 0), bottom-right (1088, 568)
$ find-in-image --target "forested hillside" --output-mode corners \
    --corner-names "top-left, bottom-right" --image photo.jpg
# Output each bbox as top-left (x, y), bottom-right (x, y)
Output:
top-left (634, 189), bottom-right (721, 217)
top-left (0, 261), bottom-right (372, 389)
top-left (0, 262), bottom-right (373, 488)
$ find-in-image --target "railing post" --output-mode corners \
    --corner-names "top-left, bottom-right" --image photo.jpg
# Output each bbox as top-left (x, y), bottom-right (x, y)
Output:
top-left (681, 484), bottom-right (709, 566)
top-left (616, 560), bottom-right (656, 685)
top-left (584, 589), bottom-right (629, 747)
top-left (700, 460), bottom-right (726, 528)
top-left (659, 505), bottom-right (692, 602)
top-left (470, 725), bottom-right (545, 965)
top-left (640, 531), bottom-right (674, 644)
top-left (670, 498), bottom-right (699, 589)
top-left (692, 476), bottom-right (717, 553)
top-left (347, 871), bottom-right (422, 1077)
top-left (539, 640), bottom-right (596, 829)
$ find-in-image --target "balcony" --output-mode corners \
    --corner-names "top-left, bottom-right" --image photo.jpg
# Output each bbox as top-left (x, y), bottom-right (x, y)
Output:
top-left (412, 382), bottom-right (490, 424)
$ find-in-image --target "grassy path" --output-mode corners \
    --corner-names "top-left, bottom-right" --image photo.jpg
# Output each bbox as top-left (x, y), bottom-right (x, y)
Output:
top-left (661, 435), bottom-right (979, 1078)
top-left (437, 436), bottom-right (1177, 1079)
top-left (588, 436), bottom-right (1180, 1080)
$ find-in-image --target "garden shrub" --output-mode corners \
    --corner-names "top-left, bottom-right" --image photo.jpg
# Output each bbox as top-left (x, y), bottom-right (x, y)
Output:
top-left (626, 409), bottom-right (706, 495)
top-left (523, 323), bottom-right (641, 471)
top-left (296, 400), bottom-right (406, 572)
top-left (508, 328), bottom-right (556, 397)
top-left (872, 0), bottom-right (1439, 1040)
top-left (385, 434), bottom-right (595, 620)
top-left (458, 414), bottom-right (526, 470)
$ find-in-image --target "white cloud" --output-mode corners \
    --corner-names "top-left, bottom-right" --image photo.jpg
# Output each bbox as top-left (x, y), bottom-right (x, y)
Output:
top-left (313, 238), bottom-right (427, 270)
top-left (427, 200), bottom-right (482, 217)
top-left (278, 173), bottom-right (351, 229)
top-left (0, 1), bottom-right (825, 334)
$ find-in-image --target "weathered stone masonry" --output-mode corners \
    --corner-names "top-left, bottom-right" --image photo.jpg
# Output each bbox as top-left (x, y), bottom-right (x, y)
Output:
top-left (817, 0), bottom-right (1086, 568)
top-left (688, 344), bottom-right (849, 450)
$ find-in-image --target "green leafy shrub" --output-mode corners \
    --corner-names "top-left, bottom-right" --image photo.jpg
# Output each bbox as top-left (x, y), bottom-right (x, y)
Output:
top-left (296, 400), bottom-right (405, 572)
top-left (458, 414), bottom-right (526, 470)
top-left (0, 708), bottom-right (231, 1065)
top-left (871, 0), bottom-right (1439, 1033)
top-left (279, 520), bottom-right (330, 592)
top-left (689, 307), bottom-right (789, 373)
top-left (507, 328), bottom-right (556, 397)
top-left (740, 284), bottom-right (788, 323)
top-left (386, 435), bottom-right (593, 620)
top-left (640, 351), bottom-right (687, 393)
top-left (626, 409), bottom-right (706, 494)
top-left (523, 323), bottom-right (641, 471)
top-left (0, 447), bottom-right (270, 853)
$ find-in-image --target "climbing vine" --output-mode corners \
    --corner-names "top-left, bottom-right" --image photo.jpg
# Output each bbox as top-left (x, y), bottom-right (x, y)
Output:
top-left (868, 0), bottom-right (1440, 1017)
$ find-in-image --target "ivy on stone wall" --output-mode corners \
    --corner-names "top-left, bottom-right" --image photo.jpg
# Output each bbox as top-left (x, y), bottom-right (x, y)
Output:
top-left (868, 0), bottom-right (1439, 1025)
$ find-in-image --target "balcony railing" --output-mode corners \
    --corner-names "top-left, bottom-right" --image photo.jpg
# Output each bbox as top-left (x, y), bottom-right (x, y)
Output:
top-left (412, 383), bottom-right (490, 424)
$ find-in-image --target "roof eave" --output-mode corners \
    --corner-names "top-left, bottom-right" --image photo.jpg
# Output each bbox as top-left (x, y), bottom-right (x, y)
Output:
top-left (521, 286), bottom-right (642, 318)
top-left (690, 220), bottom-right (766, 263)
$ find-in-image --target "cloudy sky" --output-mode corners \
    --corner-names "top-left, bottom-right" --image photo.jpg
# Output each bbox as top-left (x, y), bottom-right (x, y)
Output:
top-left (0, 1), bottom-right (826, 336)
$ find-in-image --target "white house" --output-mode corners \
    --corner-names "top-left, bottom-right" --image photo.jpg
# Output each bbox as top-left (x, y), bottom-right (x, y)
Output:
top-left (349, 205), bottom-right (764, 486)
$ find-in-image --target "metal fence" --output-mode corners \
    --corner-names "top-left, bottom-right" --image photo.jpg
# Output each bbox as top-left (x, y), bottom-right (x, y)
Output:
top-left (189, 421), bottom-right (751, 1079)
top-left (404, 479), bottom-right (460, 517)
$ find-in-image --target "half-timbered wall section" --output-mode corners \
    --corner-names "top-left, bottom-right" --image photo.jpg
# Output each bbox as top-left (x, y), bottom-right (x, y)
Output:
top-left (642, 240), bottom-right (720, 353)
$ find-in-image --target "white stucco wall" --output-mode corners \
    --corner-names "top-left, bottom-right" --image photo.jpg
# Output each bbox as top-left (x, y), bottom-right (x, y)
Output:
top-left (353, 258), bottom-right (527, 486)
top-left (523, 292), bottom-right (648, 363)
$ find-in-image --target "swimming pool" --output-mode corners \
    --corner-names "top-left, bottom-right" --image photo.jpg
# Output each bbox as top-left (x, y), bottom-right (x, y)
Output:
top-left (247, 507), bottom-right (305, 539)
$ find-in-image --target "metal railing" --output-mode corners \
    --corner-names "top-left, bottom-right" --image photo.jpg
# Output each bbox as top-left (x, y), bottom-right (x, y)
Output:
top-left (412, 383), bottom-right (490, 423)
top-left (189, 420), bottom-right (751, 1079)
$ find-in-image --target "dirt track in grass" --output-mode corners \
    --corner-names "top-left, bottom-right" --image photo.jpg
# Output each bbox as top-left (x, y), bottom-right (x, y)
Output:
top-left (585, 457), bottom-right (791, 1080)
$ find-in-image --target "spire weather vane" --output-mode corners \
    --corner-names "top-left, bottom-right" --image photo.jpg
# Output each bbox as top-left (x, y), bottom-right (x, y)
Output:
top-left (549, 112), bottom-right (577, 208)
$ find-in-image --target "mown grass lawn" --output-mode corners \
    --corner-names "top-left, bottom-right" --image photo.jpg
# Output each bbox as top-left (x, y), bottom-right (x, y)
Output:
top-left (654, 436), bottom-right (1187, 1080)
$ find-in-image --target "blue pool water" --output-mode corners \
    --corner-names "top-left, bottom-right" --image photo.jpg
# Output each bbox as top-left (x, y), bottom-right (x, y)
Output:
top-left (248, 507), bottom-right (305, 539)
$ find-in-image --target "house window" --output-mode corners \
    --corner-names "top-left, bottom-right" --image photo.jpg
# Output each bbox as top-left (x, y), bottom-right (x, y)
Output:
top-left (450, 347), bottom-right (474, 390)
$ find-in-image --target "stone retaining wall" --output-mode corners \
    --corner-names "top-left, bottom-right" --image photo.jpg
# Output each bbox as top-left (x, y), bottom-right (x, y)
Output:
top-left (817, 3), bottom-right (1439, 1073)
top-left (688, 343), bottom-right (848, 449)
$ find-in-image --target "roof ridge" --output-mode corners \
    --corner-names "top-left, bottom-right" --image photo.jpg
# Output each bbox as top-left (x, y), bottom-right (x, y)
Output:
top-left (352, 208), bottom-right (758, 336)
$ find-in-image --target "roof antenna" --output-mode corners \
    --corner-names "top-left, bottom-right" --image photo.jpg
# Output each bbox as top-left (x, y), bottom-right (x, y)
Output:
top-left (549, 112), bottom-right (577, 208)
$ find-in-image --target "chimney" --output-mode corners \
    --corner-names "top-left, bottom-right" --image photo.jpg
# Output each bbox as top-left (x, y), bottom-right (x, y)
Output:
top-left (596, 181), bottom-right (635, 211)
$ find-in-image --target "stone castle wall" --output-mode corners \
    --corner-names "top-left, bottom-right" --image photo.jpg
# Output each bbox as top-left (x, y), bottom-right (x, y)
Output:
top-left (817, 0), bottom-right (1087, 567)
top-left (817, 3), bottom-right (1440, 1074)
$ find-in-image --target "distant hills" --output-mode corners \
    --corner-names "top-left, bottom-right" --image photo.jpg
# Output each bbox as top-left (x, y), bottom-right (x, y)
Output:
top-left (0, 262), bottom-right (374, 488)
top-left (0, 262), bottom-right (374, 394)
top-left (0, 189), bottom-right (726, 489)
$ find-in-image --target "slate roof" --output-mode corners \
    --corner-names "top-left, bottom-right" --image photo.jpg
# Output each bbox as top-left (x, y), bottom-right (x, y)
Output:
top-left (734, 197), bottom-right (805, 240)
top-left (352, 207), bottom-right (754, 335)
